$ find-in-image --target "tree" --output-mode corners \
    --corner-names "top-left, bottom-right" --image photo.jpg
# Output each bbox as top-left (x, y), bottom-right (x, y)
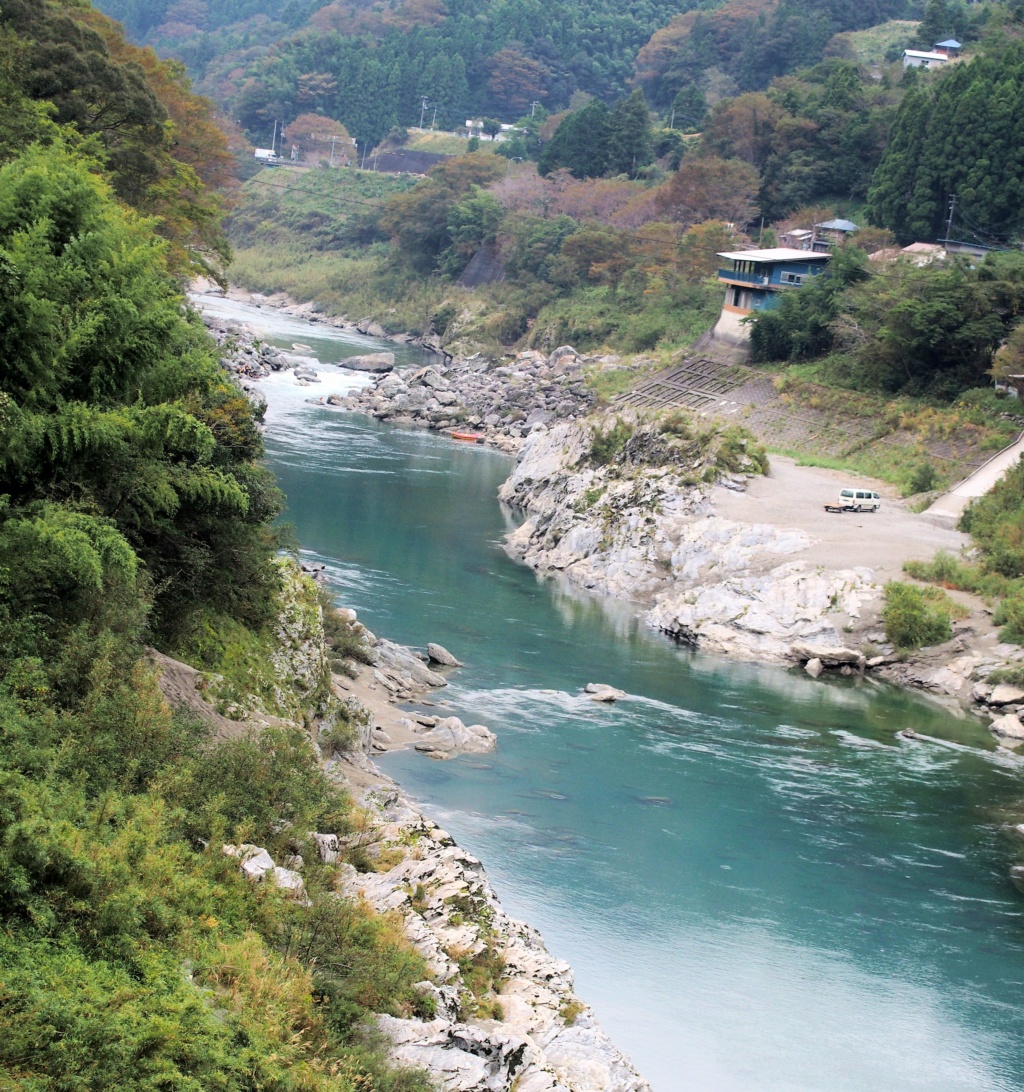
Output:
top-left (669, 83), bottom-right (707, 131)
top-left (445, 185), bottom-right (504, 273)
top-left (657, 155), bottom-right (760, 226)
top-left (381, 152), bottom-right (505, 271)
top-left (704, 92), bottom-right (786, 168)
top-left (284, 113), bottom-right (353, 163)
top-left (677, 220), bottom-right (738, 282)
top-left (487, 48), bottom-right (549, 116)
top-left (0, 141), bottom-right (283, 644)
top-left (537, 99), bottom-right (611, 179)
top-left (481, 117), bottom-right (502, 140)
top-left (606, 89), bottom-right (653, 177)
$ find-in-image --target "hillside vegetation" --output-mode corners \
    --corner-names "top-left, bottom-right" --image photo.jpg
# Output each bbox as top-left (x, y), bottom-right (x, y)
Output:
top-left (0, 8), bottom-right (439, 1089)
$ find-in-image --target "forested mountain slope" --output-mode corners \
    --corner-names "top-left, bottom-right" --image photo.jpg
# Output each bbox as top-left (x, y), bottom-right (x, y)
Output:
top-left (92, 0), bottom-right (942, 154)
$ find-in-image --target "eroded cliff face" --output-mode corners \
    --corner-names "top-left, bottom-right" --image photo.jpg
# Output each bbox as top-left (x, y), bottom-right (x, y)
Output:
top-left (499, 421), bottom-right (873, 661)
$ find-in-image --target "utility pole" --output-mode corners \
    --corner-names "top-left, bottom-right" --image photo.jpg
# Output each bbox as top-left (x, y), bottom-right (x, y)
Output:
top-left (271, 119), bottom-right (278, 156)
top-left (530, 101), bottom-right (541, 118)
top-left (943, 193), bottom-right (957, 242)
top-left (431, 103), bottom-right (438, 129)
top-left (419, 97), bottom-right (430, 129)
top-left (329, 135), bottom-right (338, 167)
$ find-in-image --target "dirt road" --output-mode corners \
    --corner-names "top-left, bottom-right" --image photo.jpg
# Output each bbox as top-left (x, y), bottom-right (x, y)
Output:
top-left (712, 455), bottom-right (968, 582)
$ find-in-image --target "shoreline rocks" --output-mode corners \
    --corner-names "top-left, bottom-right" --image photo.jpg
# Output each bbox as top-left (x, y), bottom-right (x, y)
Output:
top-left (333, 350), bottom-right (597, 453)
top-left (499, 421), bottom-right (874, 663)
top-left (334, 758), bottom-right (652, 1092)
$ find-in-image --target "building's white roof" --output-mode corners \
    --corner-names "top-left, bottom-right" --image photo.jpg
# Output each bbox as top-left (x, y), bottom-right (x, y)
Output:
top-left (936, 39), bottom-right (961, 49)
top-left (718, 248), bottom-right (831, 262)
top-left (903, 49), bottom-right (948, 61)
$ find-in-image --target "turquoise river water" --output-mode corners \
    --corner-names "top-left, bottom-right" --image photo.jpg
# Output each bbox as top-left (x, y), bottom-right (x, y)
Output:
top-left (201, 295), bottom-right (1024, 1092)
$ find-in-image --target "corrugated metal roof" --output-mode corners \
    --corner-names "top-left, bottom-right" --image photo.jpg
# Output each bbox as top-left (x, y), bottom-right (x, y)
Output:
top-left (815, 219), bottom-right (859, 232)
top-left (903, 49), bottom-right (949, 61)
top-left (717, 248), bottom-right (832, 262)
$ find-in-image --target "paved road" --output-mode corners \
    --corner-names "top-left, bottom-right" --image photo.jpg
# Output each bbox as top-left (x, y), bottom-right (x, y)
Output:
top-left (926, 430), bottom-right (1024, 521)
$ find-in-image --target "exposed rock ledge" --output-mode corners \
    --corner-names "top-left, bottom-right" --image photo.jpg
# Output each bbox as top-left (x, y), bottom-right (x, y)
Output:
top-left (500, 420), bottom-right (872, 663)
top-left (335, 752), bottom-right (651, 1092)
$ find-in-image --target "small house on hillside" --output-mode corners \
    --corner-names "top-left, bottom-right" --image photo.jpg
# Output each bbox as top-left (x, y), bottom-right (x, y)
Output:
top-left (712, 249), bottom-right (831, 344)
top-left (778, 227), bottom-right (814, 250)
top-left (903, 40), bottom-right (960, 68)
top-left (812, 219), bottom-right (859, 250)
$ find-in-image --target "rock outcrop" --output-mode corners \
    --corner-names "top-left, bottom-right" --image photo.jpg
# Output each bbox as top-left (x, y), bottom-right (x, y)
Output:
top-left (499, 421), bottom-right (871, 661)
top-left (333, 348), bottom-right (598, 452)
top-left (336, 767), bottom-right (651, 1092)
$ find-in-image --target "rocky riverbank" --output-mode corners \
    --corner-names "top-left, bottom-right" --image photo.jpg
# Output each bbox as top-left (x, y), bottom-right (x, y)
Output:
top-left (330, 344), bottom-right (597, 453)
top-left (154, 560), bottom-right (651, 1092)
top-left (195, 283), bottom-right (1024, 739)
top-left (497, 416), bottom-right (1024, 739)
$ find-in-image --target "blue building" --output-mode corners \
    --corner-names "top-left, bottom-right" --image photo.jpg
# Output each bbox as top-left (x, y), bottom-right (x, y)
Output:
top-left (712, 248), bottom-right (831, 345)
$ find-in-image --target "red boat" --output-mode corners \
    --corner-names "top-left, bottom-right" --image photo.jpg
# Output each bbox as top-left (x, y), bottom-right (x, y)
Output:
top-left (450, 431), bottom-right (486, 444)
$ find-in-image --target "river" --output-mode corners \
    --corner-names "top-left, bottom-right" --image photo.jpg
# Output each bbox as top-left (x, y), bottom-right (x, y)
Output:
top-left (200, 293), bottom-right (1024, 1092)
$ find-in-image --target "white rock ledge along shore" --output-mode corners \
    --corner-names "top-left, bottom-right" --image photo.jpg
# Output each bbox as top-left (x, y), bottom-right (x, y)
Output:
top-left (337, 752), bottom-right (652, 1092)
top-left (500, 420), bottom-right (872, 664)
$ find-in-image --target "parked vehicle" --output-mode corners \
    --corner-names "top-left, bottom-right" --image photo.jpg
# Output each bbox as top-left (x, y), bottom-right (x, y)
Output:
top-left (825, 488), bottom-right (881, 513)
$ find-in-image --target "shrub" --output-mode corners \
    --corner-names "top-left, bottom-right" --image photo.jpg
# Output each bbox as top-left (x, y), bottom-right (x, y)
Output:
top-left (590, 417), bottom-right (633, 464)
top-left (882, 581), bottom-right (954, 650)
top-left (994, 591), bottom-right (1024, 644)
top-left (907, 462), bottom-right (938, 494)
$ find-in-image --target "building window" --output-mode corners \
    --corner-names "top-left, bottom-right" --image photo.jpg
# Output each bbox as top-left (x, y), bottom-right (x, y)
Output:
top-left (781, 272), bottom-right (803, 285)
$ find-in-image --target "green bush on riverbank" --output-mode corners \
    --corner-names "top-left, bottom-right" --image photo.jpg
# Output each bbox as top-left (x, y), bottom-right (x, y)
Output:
top-left (882, 581), bottom-right (958, 650)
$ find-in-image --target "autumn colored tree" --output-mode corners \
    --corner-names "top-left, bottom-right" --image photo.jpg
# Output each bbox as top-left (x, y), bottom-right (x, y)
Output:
top-left (677, 220), bottom-right (740, 282)
top-left (704, 92), bottom-right (786, 169)
top-left (657, 155), bottom-right (760, 226)
top-left (381, 152), bottom-right (505, 271)
top-left (1, 0), bottom-right (235, 276)
top-left (284, 113), bottom-right (353, 163)
top-left (487, 48), bottom-right (550, 116)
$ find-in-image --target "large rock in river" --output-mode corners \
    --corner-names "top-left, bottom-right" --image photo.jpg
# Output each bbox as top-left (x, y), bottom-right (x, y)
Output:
top-left (415, 716), bottom-right (496, 758)
top-left (344, 352), bottom-right (395, 373)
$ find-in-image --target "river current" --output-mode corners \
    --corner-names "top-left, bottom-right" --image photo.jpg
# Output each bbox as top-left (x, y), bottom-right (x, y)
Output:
top-left (200, 294), bottom-right (1024, 1092)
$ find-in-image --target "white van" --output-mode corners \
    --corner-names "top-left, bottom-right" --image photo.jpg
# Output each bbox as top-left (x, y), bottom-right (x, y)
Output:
top-left (838, 488), bottom-right (880, 512)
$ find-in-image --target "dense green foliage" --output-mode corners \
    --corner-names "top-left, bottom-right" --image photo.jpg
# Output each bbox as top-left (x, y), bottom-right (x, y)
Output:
top-left (0, 0), bottom-right (235, 276)
top-left (538, 90), bottom-right (654, 179)
top-left (867, 41), bottom-right (1024, 243)
top-left (0, 14), bottom-right (438, 1084)
top-left (751, 248), bottom-right (1024, 400)
top-left (902, 457), bottom-right (1024, 644)
top-left (0, 143), bottom-right (283, 650)
top-left (97, 0), bottom-right (699, 148)
top-left (882, 580), bottom-right (956, 648)
top-left (633, 0), bottom-right (925, 109)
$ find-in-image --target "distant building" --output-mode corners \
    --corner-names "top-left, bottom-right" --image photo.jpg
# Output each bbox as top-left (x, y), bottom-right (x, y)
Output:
top-left (778, 227), bottom-right (814, 251)
top-left (902, 40), bottom-right (961, 68)
top-left (712, 249), bottom-right (831, 344)
top-left (812, 218), bottom-right (859, 251)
